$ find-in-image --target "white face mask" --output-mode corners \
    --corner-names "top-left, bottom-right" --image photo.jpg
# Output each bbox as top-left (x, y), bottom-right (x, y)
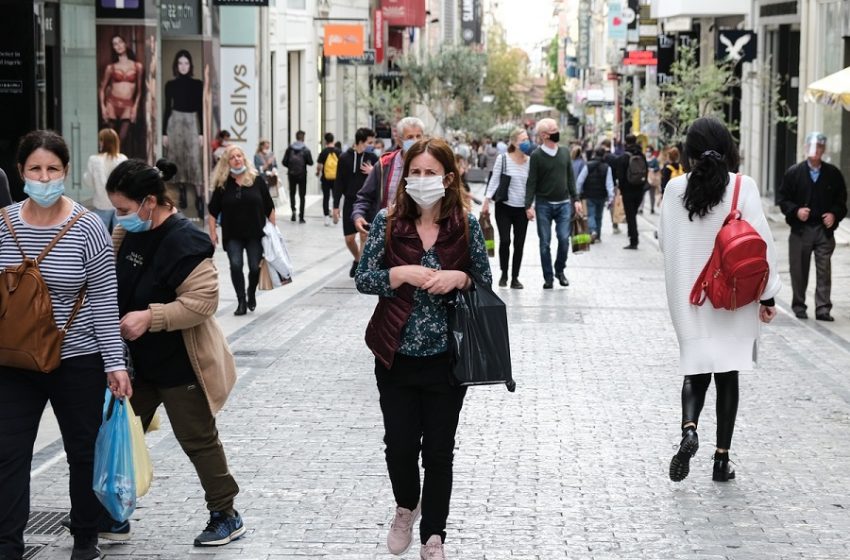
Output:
top-left (404, 175), bottom-right (446, 209)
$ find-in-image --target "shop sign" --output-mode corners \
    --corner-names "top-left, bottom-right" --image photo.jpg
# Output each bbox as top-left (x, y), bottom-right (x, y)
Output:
top-left (380, 0), bottom-right (425, 28)
top-left (577, 0), bottom-right (590, 68)
top-left (161, 0), bottom-right (201, 36)
top-left (716, 30), bottom-right (757, 65)
top-left (656, 33), bottom-right (674, 85)
top-left (213, 0), bottom-right (269, 5)
top-left (220, 47), bottom-right (258, 150)
top-left (623, 50), bottom-right (657, 66)
top-left (96, 0), bottom-right (145, 19)
top-left (337, 49), bottom-right (376, 66)
top-left (460, 0), bottom-right (480, 45)
top-left (608, 1), bottom-right (627, 41)
top-left (324, 24), bottom-right (364, 57)
top-left (375, 8), bottom-right (384, 64)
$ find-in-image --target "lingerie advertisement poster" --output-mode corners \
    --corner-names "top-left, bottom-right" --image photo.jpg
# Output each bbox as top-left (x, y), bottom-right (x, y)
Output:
top-left (96, 24), bottom-right (157, 162)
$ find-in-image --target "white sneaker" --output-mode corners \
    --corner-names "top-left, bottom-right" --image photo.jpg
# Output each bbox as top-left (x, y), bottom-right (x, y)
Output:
top-left (420, 535), bottom-right (446, 559)
top-left (324, 215), bottom-right (331, 227)
top-left (386, 503), bottom-right (420, 555)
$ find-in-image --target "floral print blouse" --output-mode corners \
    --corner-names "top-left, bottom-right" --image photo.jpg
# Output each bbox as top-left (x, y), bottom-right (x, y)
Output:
top-left (355, 209), bottom-right (492, 357)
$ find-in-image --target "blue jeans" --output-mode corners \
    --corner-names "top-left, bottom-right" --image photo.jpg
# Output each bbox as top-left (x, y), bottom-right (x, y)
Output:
top-left (535, 200), bottom-right (572, 281)
top-left (585, 198), bottom-right (606, 239)
top-left (92, 208), bottom-right (115, 233)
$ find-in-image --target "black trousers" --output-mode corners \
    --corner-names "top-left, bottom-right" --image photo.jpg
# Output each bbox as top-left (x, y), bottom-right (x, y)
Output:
top-left (225, 237), bottom-right (262, 302)
top-left (494, 202), bottom-right (529, 280)
top-left (681, 371), bottom-right (739, 449)
top-left (376, 353), bottom-right (467, 544)
top-left (320, 179), bottom-right (334, 217)
top-left (288, 174), bottom-right (307, 218)
top-left (622, 189), bottom-right (643, 246)
top-left (0, 355), bottom-right (106, 558)
top-left (789, 226), bottom-right (836, 316)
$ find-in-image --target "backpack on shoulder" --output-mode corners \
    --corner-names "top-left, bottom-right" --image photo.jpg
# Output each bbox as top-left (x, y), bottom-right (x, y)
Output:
top-left (626, 154), bottom-right (648, 187)
top-left (287, 148), bottom-right (306, 176)
top-left (0, 209), bottom-right (87, 373)
top-left (323, 151), bottom-right (338, 180)
top-left (689, 174), bottom-right (769, 311)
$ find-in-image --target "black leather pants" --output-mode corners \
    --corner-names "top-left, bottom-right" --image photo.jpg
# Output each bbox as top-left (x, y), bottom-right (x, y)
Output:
top-left (681, 371), bottom-right (739, 449)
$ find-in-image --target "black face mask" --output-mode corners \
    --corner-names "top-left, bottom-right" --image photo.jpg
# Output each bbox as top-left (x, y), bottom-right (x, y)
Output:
top-left (548, 131), bottom-right (560, 143)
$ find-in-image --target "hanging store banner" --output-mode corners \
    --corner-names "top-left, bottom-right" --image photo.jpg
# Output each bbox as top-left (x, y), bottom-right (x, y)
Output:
top-left (324, 24), bottom-right (365, 57)
top-left (381, 0), bottom-right (425, 28)
top-left (608, 1), bottom-right (627, 41)
top-left (461, 0), bottom-right (481, 45)
top-left (578, 0), bottom-right (590, 68)
top-left (375, 8), bottom-right (384, 64)
top-left (716, 30), bottom-right (757, 65)
top-left (656, 33), bottom-right (675, 85)
top-left (220, 47), bottom-right (258, 151)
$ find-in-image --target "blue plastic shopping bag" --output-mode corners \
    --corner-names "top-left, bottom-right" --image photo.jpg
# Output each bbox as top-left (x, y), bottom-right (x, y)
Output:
top-left (92, 389), bottom-right (136, 522)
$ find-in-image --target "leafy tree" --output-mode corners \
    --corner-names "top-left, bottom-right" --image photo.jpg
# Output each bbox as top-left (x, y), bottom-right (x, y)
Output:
top-left (545, 75), bottom-right (568, 113)
top-left (482, 24), bottom-right (528, 121)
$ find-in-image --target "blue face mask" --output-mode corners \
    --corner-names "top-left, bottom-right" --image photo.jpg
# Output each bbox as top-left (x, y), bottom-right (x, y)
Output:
top-left (115, 200), bottom-right (153, 233)
top-left (24, 177), bottom-right (65, 208)
top-left (365, 145), bottom-right (375, 153)
top-left (402, 139), bottom-right (416, 153)
top-left (230, 166), bottom-right (247, 175)
top-left (519, 141), bottom-right (533, 155)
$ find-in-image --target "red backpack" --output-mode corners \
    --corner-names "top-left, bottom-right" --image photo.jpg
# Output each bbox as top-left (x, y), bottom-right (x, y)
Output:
top-left (689, 174), bottom-right (769, 311)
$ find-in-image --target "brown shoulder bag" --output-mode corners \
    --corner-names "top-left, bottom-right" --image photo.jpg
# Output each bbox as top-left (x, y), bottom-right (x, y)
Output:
top-left (0, 208), bottom-right (87, 373)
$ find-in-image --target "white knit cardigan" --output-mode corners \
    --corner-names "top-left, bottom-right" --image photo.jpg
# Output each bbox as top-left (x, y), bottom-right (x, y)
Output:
top-left (659, 173), bottom-right (781, 375)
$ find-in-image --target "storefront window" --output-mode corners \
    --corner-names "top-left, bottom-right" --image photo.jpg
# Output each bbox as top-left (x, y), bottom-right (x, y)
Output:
top-left (818, 0), bottom-right (843, 169)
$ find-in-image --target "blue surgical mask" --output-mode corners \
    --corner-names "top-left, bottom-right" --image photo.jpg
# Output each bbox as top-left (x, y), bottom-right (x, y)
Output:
top-left (230, 166), bottom-right (247, 175)
top-left (519, 141), bottom-right (533, 155)
top-left (24, 177), bottom-right (65, 208)
top-left (365, 145), bottom-right (375, 153)
top-left (402, 139), bottom-right (416, 152)
top-left (115, 200), bottom-right (153, 233)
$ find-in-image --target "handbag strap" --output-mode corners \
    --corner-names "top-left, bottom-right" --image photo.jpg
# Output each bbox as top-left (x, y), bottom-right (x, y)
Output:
top-left (501, 153), bottom-right (507, 174)
top-left (1, 207), bottom-right (87, 264)
top-left (689, 257), bottom-right (711, 306)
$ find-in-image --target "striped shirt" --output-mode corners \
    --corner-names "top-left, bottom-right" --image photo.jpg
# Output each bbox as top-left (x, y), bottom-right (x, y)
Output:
top-left (485, 153), bottom-right (530, 208)
top-left (0, 201), bottom-right (124, 372)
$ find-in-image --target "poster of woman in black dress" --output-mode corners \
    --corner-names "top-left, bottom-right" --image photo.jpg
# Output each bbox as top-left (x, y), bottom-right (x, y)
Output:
top-left (163, 49), bottom-right (204, 217)
top-left (97, 30), bottom-right (145, 159)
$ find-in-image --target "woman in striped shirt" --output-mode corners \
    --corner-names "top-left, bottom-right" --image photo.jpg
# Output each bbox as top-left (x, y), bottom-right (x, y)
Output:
top-left (0, 130), bottom-right (131, 560)
top-left (481, 127), bottom-right (531, 289)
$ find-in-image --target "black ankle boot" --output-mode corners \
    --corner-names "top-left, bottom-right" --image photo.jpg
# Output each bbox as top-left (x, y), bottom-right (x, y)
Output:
top-left (669, 427), bottom-right (699, 482)
top-left (247, 291), bottom-right (256, 312)
top-left (71, 535), bottom-right (102, 560)
top-left (712, 451), bottom-right (736, 482)
top-left (498, 273), bottom-right (508, 287)
top-left (234, 300), bottom-right (247, 316)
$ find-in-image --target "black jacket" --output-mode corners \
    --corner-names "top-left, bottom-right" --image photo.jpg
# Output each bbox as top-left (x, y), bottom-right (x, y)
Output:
top-left (777, 160), bottom-right (847, 235)
top-left (616, 143), bottom-right (647, 192)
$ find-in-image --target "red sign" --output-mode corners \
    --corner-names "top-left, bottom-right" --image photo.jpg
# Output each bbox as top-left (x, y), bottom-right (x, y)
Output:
top-left (381, 0), bottom-right (425, 27)
top-left (623, 50), bottom-right (657, 66)
top-left (375, 8), bottom-right (384, 63)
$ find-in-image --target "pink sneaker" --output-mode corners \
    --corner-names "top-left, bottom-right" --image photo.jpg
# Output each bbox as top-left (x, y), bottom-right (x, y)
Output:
top-left (420, 535), bottom-right (446, 559)
top-left (386, 503), bottom-right (420, 555)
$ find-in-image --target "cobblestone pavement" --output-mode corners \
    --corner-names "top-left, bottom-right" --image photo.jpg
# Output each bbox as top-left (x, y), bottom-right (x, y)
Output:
top-left (26, 189), bottom-right (850, 560)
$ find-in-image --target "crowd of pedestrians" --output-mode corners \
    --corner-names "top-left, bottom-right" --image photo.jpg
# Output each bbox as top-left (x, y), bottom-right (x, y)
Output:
top-left (0, 110), bottom-right (847, 560)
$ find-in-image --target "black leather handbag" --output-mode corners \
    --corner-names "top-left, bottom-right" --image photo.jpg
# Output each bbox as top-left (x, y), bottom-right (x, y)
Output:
top-left (447, 272), bottom-right (515, 391)
top-left (491, 155), bottom-right (511, 203)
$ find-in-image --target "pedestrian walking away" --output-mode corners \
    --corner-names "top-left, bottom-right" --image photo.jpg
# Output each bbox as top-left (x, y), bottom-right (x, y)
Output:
top-left (333, 127), bottom-right (378, 277)
top-left (82, 128), bottom-right (127, 232)
top-left (660, 146), bottom-right (685, 200)
top-left (317, 132), bottom-right (341, 226)
top-left (524, 118), bottom-right (583, 289)
top-left (106, 158), bottom-right (244, 548)
top-left (481, 127), bottom-right (530, 289)
top-left (351, 116), bottom-right (425, 234)
top-left (576, 147), bottom-right (615, 244)
top-left (0, 130), bottom-right (132, 560)
top-left (658, 117), bottom-right (781, 483)
top-left (776, 131), bottom-right (847, 321)
top-left (282, 130), bottom-right (314, 223)
top-left (616, 134), bottom-right (648, 249)
top-left (355, 138), bottom-right (491, 559)
top-left (207, 145), bottom-right (276, 316)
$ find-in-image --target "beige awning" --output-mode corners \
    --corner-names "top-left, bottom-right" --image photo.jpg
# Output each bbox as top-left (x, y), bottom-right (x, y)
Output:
top-left (805, 67), bottom-right (850, 111)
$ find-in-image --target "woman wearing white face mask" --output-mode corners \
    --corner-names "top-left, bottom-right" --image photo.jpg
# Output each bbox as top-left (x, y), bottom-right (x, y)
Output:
top-left (0, 130), bottom-right (132, 560)
top-left (106, 158), bottom-right (244, 548)
top-left (355, 138), bottom-right (492, 560)
top-left (207, 145), bottom-right (275, 315)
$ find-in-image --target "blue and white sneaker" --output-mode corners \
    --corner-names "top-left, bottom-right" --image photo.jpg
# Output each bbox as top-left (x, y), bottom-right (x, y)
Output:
top-left (193, 510), bottom-right (246, 547)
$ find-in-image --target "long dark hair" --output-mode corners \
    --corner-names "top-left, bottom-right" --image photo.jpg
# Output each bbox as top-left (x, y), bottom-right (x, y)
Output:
top-left (172, 49), bottom-right (194, 77)
top-left (106, 159), bottom-right (177, 206)
top-left (110, 35), bottom-right (136, 63)
top-left (682, 117), bottom-right (740, 221)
